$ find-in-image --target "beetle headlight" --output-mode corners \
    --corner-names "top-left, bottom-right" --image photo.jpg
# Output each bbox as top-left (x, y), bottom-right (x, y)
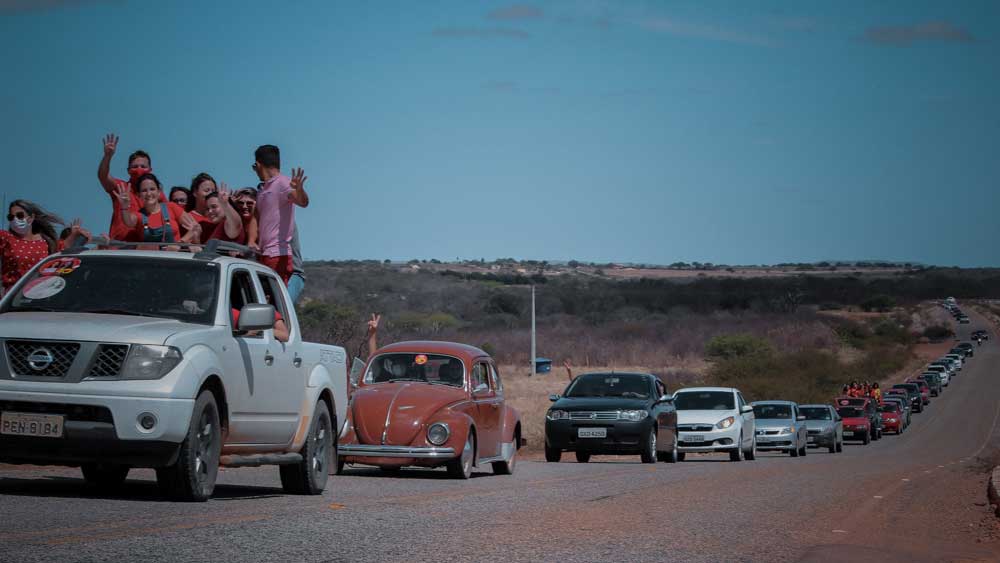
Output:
top-left (427, 423), bottom-right (450, 446)
top-left (121, 345), bottom-right (183, 380)
top-left (620, 410), bottom-right (648, 422)
top-left (716, 416), bottom-right (735, 429)
top-left (546, 410), bottom-right (569, 421)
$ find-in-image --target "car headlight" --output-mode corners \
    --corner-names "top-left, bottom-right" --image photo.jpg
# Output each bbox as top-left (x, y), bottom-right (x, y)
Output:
top-left (546, 410), bottom-right (569, 421)
top-left (620, 410), bottom-right (648, 422)
top-left (427, 422), bottom-right (450, 446)
top-left (887, 417), bottom-right (898, 422)
top-left (781, 426), bottom-right (796, 434)
top-left (121, 345), bottom-right (183, 380)
top-left (716, 416), bottom-right (735, 429)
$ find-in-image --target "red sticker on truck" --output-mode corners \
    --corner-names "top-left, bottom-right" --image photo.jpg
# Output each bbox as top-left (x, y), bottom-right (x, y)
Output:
top-left (38, 258), bottom-right (81, 276)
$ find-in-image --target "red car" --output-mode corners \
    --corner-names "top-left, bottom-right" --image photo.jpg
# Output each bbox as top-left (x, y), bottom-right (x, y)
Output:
top-left (906, 379), bottom-right (931, 405)
top-left (836, 406), bottom-right (871, 445)
top-left (878, 402), bottom-right (904, 434)
top-left (338, 341), bottom-right (522, 479)
top-left (834, 396), bottom-right (881, 441)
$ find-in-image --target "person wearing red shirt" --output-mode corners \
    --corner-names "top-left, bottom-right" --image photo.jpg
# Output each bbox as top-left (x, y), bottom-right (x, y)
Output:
top-left (97, 133), bottom-right (165, 241)
top-left (199, 186), bottom-right (245, 244)
top-left (231, 188), bottom-right (260, 249)
top-left (1, 200), bottom-right (63, 292)
top-left (231, 307), bottom-right (289, 342)
top-left (122, 173), bottom-right (200, 245)
top-left (189, 172), bottom-right (220, 231)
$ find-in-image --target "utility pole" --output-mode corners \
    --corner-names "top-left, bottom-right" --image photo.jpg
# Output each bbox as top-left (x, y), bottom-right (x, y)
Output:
top-left (530, 284), bottom-right (536, 376)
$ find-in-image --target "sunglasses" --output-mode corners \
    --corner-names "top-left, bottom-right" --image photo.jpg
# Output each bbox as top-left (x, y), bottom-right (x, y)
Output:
top-left (7, 211), bottom-right (27, 221)
top-left (234, 200), bottom-right (256, 207)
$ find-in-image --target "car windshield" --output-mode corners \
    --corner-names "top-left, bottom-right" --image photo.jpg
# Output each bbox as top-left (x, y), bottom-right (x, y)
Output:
top-left (674, 391), bottom-right (735, 411)
top-left (878, 405), bottom-right (898, 413)
top-left (364, 353), bottom-right (466, 387)
top-left (753, 404), bottom-right (792, 419)
top-left (837, 407), bottom-right (863, 418)
top-left (1, 255), bottom-right (219, 325)
top-left (564, 374), bottom-right (651, 399)
top-left (800, 407), bottom-right (832, 420)
top-left (893, 384), bottom-right (918, 393)
top-left (835, 398), bottom-right (864, 407)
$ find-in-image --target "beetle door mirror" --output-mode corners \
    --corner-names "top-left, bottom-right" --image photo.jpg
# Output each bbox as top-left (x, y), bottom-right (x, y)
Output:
top-left (549, 394), bottom-right (561, 402)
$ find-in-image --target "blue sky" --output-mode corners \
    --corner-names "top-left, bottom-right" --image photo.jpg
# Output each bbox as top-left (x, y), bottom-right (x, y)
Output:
top-left (1, 0), bottom-right (997, 266)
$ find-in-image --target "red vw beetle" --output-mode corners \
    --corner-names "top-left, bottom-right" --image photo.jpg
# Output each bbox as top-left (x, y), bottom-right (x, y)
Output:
top-left (337, 341), bottom-right (522, 478)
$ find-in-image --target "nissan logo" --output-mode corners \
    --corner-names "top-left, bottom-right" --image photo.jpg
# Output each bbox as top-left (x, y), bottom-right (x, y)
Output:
top-left (27, 348), bottom-right (55, 371)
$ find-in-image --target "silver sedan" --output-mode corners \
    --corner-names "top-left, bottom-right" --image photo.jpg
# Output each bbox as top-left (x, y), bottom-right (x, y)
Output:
top-left (751, 401), bottom-right (809, 457)
top-left (798, 404), bottom-right (844, 453)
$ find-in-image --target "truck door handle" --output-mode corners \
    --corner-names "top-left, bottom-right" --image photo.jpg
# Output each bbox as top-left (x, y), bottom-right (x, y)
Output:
top-left (293, 355), bottom-right (302, 368)
top-left (264, 353), bottom-right (274, 366)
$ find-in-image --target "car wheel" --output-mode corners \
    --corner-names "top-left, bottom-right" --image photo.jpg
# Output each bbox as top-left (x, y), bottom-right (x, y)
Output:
top-left (863, 431), bottom-right (871, 445)
top-left (640, 426), bottom-right (656, 464)
top-left (790, 445), bottom-right (799, 457)
top-left (800, 443), bottom-right (807, 457)
top-left (157, 390), bottom-right (221, 502)
top-left (575, 452), bottom-right (591, 463)
top-left (447, 431), bottom-right (474, 479)
top-left (661, 434), bottom-right (679, 463)
top-left (828, 442), bottom-right (836, 454)
top-left (81, 463), bottom-right (130, 490)
top-left (281, 400), bottom-right (333, 495)
top-left (544, 443), bottom-right (562, 463)
top-left (746, 437), bottom-right (757, 461)
top-left (677, 452), bottom-right (686, 462)
top-left (729, 434), bottom-right (745, 462)
top-left (492, 440), bottom-right (518, 475)
top-left (836, 439), bottom-right (843, 453)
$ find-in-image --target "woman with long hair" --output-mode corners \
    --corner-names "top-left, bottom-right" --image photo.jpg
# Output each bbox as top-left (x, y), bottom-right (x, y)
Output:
top-left (169, 186), bottom-right (195, 212)
top-left (0, 199), bottom-right (64, 291)
top-left (122, 173), bottom-right (201, 245)
top-left (189, 172), bottom-right (217, 218)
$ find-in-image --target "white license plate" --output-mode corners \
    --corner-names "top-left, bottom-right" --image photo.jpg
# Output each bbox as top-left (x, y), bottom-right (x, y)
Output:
top-left (843, 431), bottom-right (854, 437)
top-left (1, 412), bottom-right (64, 438)
top-left (685, 434), bottom-right (704, 442)
top-left (807, 437), bottom-right (816, 442)
top-left (577, 427), bottom-right (607, 439)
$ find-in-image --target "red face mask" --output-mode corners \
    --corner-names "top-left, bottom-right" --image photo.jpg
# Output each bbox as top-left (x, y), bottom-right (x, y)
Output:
top-left (128, 166), bottom-right (151, 181)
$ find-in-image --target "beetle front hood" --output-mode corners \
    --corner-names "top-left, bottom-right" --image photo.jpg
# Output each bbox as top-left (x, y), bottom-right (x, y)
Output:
top-left (351, 382), bottom-right (468, 446)
top-left (0, 312), bottom-right (193, 345)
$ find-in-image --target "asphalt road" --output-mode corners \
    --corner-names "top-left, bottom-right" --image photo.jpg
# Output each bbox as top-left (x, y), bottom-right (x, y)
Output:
top-left (2, 316), bottom-right (999, 563)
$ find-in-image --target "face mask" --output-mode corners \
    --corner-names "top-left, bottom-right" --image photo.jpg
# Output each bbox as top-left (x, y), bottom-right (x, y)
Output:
top-left (9, 218), bottom-right (30, 235)
top-left (128, 166), bottom-right (151, 181)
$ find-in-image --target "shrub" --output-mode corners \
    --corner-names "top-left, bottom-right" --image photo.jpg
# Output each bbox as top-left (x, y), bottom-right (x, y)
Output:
top-left (861, 295), bottom-right (895, 312)
top-left (704, 334), bottom-right (773, 361)
top-left (922, 324), bottom-right (954, 341)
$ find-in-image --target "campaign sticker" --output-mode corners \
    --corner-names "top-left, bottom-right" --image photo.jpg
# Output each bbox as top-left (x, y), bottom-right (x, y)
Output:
top-left (22, 276), bottom-right (66, 300)
top-left (38, 258), bottom-right (81, 276)
top-left (415, 354), bottom-right (428, 365)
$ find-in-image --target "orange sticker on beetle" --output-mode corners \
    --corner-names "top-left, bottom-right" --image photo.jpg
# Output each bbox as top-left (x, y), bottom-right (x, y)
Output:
top-left (39, 258), bottom-right (81, 276)
top-left (415, 354), bottom-right (428, 365)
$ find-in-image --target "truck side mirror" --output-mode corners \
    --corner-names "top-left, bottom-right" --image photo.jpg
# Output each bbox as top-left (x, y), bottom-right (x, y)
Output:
top-left (238, 304), bottom-right (276, 331)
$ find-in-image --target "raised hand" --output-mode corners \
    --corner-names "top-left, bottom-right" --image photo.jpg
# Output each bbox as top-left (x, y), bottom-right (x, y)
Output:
top-left (114, 184), bottom-right (131, 209)
top-left (179, 212), bottom-right (200, 234)
top-left (103, 133), bottom-right (119, 157)
top-left (217, 182), bottom-right (231, 201)
top-left (366, 313), bottom-right (381, 336)
top-left (290, 167), bottom-right (307, 192)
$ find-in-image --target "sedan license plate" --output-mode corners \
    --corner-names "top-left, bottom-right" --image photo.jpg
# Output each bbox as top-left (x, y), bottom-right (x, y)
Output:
top-left (685, 434), bottom-right (704, 443)
top-left (577, 427), bottom-right (607, 439)
top-left (843, 431), bottom-right (854, 437)
top-left (1, 412), bottom-right (64, 438)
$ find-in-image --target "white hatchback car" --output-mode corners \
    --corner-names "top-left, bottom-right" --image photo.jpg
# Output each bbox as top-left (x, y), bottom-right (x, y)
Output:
top-left (673, 387), bottom-right (756, 462)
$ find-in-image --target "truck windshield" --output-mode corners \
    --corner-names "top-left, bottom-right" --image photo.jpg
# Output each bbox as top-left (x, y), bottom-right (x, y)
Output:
top-left (1, 255), bottom-right (219, 325)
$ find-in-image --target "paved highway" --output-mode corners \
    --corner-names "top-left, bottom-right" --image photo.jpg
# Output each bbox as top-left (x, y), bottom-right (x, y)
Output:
top-left (1, 318), bottom-right (999, 563)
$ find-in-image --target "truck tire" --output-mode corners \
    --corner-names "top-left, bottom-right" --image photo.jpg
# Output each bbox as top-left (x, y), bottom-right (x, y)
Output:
top-left (281, 400), bottom-right (333, 495)
top-left (81, 463), bottom-right (130, 490)
top-left (157, 390), bottom-right (221, 502)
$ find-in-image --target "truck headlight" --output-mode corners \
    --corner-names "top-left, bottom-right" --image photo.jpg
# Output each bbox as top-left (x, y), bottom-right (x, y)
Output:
top-left (716, 416), bottom-right (735, 429)
top-left (546, 410), bottom-right (569, 421)
top-left (620, 410), bottom-right (648, 422)
top-left (122, 345), bottom-right (183, 380)
top-left (427, 423), bottom-right (450, 446)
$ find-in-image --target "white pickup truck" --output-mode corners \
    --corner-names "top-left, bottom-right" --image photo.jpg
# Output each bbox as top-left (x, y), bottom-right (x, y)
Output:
top-left (0, 242), bottom-right (348, 501)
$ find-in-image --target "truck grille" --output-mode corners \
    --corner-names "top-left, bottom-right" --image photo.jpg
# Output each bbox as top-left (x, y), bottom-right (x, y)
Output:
top-left (6, 341), bottom-right (80, 377)
top-left (87, 344), bottom-right (130, 377)
top-left (568, 411), bottom-right (623, 421)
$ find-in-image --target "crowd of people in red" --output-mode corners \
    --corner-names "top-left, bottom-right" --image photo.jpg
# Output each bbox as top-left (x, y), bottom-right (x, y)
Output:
top-left (841, 381), bottom-right (883, 404)
top-left (0, 134), bottom-right (311, 304)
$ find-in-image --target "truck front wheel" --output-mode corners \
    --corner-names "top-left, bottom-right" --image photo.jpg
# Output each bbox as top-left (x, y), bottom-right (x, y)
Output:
top-left (157, 390), bottom-right (221, 502)
top-left (281, 400), bottom-right (333, 495)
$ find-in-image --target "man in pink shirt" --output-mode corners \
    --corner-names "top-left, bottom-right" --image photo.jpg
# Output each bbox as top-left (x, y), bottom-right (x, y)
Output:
top-left (252, 144), bottom-right (309, 283)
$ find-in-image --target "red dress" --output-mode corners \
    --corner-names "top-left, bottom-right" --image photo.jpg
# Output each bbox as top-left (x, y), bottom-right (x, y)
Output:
top-left (0, 231), bottom-right (50, 290)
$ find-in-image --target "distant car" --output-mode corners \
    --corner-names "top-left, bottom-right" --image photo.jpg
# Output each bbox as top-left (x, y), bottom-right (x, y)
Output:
top-left (890, 383), bottom-right (923, 413)
top-left (943, 354), bottom-right (964, 370)
top-left (836, 406), bottom-right (872, 445)
top-left (926, 363), bottom-right (953, 381)
top-left (952, 344), bottom-right (974, 358)
top-left (882, 395), bottom-right (911, 428)
top-left (799, 404), bottom-right (843, 453)
top-left (879, 402), bottom-right (905, 435)
top-left (972, 330), bottom-right (989, 341)
top-left (751, 401), bottom-right (809, 457)
top-left (919, 373), bottom-right (942, 396)
top-left (544, 372), bottom-right (678, 464)
top-left (339, 341), bottom-right (522, 478)
top-left (906, 379), bottom-right (931, 405)
top-left (673, 387), bottom-right (756, 462)
top-left (834, 397), bottom-right (882, 440)
top-left (958, 316), bottom-right (971, 324)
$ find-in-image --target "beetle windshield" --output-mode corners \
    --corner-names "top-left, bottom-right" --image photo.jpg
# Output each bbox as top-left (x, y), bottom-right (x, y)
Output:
top-left (564, 374), bottom-right (651, 399)
top-left (673, 391), bottom-right (735, 411)
top-left (799, 407), bottom-right (832, 420)
top-left (364, 353), bottom-right (466, 387)
top-left (753, 404), bottom-right (792, 419)
top-left (1, 255), bottom-right (219, 325)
